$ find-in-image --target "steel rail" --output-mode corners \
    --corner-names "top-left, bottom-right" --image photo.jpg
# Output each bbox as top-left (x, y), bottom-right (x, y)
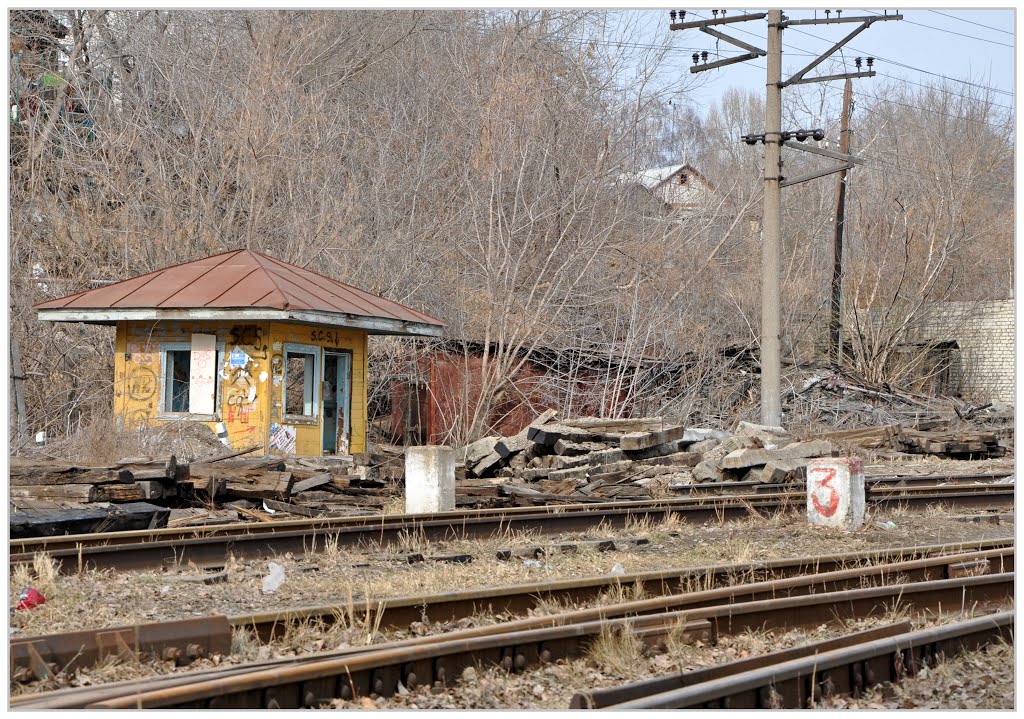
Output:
top-left (11, 487), bottom-right (1014, 574)
top-left (12, 473), bottom-right (1013, 554)
top-left (11, 542), bottom-right (1010, 688)
top-left (607, 610), bottom-right (1015, 709)
top-left (570, 620), bottom-right (916, 708)
top-left (12, 559), bottom-right (1013, 710)
top-left (11, 492), bottom-right (794, 553)
top-left (231, 545), bottom-right (1013, 640)
top-left (84, 572), bottom-right (1014, 708)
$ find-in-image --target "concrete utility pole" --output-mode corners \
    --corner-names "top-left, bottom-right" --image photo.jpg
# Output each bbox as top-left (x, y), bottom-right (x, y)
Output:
top-left (669, 9), bottom-right (900, 427)
top-left (829, 78), bottom-right (853, 365)
top-left (761, 9), bottom-right (784, 426)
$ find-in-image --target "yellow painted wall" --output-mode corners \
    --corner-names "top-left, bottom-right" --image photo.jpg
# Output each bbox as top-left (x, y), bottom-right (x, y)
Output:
top-left (113, 320), bottom-right (368, 455)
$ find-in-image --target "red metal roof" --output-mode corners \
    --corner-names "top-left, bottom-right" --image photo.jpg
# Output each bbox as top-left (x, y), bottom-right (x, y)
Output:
top-left (35, 249), bottom-right (443, 328)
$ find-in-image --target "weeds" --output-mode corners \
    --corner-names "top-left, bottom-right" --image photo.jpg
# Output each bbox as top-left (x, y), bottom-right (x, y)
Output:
top-left (588, 623), bottom-right (647, 678)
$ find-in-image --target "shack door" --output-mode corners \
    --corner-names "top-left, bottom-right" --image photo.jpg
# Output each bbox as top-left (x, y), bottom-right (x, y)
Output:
top-left (322, 351), bottom-right (352, 455)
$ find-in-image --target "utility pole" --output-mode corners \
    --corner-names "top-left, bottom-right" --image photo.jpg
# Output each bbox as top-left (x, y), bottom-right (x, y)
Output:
top-left (669, 9), bottom-right (899, 427)
top-left (829, 78), bottom-right (853, 365)
top-left (761, 9), bottom-right (784, 426)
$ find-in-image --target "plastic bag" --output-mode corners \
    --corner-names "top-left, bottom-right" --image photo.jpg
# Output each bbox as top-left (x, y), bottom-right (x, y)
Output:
top-left (262, 562), bottom-right (286, 594)
top-left (609, 562), bottom-right (625, 576)
top-left (16, 587), bottom-right (46, 611)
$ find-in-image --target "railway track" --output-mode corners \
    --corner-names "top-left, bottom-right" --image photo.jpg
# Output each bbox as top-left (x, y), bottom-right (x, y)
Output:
top-left (12, 556), bottom-right (1013, 708)
top-left (11, 540), bottom-right (1014, 709)
top-left (10, 482), bottom-right (1014, 574)
top-left (577, 611), bottom-right (1014, 709)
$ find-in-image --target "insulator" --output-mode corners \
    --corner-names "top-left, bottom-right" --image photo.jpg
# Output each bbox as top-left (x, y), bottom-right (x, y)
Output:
top-left (795, 130), bottom-right (809, 142)
top-left (670, 10), bottom-right (676, 21)
top-left (812, 129), bottom-right (825, 141)
top-left (680, 10), bottom-right (686, 21)
top-left (855, 57), bottom-right (862, 70)
top-left (836, 9), bottom-right (842, 17)
top-left (866, 57), bottom-right (874, 68)
top-left (701, 50), bottom-right (708, 62)
top-left (692, 53), bottom-right (699, 65)
top-left (825, 9), bottom-right (831, 17)
top-left (711, 9), bottom-right (718, 18)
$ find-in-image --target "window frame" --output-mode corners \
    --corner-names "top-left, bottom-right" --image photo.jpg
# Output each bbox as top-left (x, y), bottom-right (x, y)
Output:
top-left (282, 342), bottom-right (321, 424)
top-left (156, 340), bottom-right (224, 421)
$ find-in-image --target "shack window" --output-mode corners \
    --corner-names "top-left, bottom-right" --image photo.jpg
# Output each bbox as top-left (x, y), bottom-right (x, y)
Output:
top-left (284, 344), bottom-right (319, 419)
top-left (158, 337), bottom-right (223, 417)
top-left (164, 349), bottom-right (191, 413)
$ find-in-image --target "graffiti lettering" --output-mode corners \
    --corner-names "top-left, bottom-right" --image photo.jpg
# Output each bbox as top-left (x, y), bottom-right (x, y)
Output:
top-left (809, 467), bottom-right (840, 517)
top-left (126, 366), bottom-right (157, 401)
top-left (228, 325), bottom-right (268, 360)
top-left (310, 329), bottom-right (342, 346)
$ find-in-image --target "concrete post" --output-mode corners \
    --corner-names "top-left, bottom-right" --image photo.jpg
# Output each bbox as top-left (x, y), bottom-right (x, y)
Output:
top-left (405, 446), bottom-right (455, 514)
top-left (806, 457), bottom-right (864, 530)
top-left (760, 8), bottom-right (784, 427)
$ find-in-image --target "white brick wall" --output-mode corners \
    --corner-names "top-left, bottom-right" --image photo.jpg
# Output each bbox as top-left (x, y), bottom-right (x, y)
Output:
top-left (921, 300), bottom-right (1015, 406)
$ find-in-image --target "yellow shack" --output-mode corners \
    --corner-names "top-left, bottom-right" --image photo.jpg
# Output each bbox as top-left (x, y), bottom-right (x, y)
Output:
top-left (35, 249), bottom-right (444, 456)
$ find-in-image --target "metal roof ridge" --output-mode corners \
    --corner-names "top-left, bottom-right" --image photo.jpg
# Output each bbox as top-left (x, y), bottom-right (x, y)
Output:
top-left (251, 251), bottom-right (440, 323)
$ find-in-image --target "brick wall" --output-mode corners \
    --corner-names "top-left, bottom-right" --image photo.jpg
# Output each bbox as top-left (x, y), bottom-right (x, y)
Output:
top-left (920, 300), bottom-right (1015, 406)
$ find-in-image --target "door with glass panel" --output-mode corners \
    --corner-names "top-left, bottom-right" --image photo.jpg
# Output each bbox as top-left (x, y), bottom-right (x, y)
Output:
top-left (321, 351), bottom-right (352, 455)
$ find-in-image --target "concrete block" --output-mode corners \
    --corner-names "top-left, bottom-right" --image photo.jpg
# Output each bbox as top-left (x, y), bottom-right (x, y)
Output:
top-left (406, 446), bottom-right (456, 513)
top-left (459, 437), bottom-right (499, 466)
top-left (692, 460), bottom-right (724, 484)
top-left (721, 440), bottom-right (835, 470)
top-left (806, 457), bottom-right (864, 530)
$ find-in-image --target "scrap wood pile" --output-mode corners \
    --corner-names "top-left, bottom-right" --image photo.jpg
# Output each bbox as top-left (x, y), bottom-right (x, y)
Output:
top-left (811, 424), bottom-right (1008, 459)
top-left (791, 369), bottom-right (1014, 441)
top-left (9, 447), bottom-right (398, 535)
top-left (454, 412), bottom-right (839, 507)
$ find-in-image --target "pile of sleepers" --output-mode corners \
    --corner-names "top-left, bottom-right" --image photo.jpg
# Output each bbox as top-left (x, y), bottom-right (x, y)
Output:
top-left (812, 424), bottom-right (1008, 459)
top-left (455, 414), bottom-right (839, 506)
top-left (8, 449), bottom-right (397, 534)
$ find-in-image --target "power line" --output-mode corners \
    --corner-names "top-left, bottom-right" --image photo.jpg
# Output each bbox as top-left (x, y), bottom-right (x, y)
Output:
top-left (781, 23), bottom-right (1014, 97)
top-left (861, 10), bottom-right (1013, 49)
top-left (706, 10), bottom-right (1015, 98)
top-left (926, 10), bottom-right (1014, 36)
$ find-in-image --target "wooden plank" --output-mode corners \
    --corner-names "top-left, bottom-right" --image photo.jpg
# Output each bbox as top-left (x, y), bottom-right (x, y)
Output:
top-left (10, 484), bottom-right (97, 502)
top-left (204, 445), bottom-right (262, 463)
top-left (262, 499), bottom-right (332, 518)
top-left (224, 471), bottom-right (294, 500)
top-left (9, 467), bottom-right (129, 487)
top-left (93, 483), bottom-right (147, 502)
top-left (290, 473), bottom-right (333, 495)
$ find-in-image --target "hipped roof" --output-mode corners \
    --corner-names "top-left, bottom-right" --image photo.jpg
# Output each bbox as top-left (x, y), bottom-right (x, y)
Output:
top-left (35, 249), bottom-right (444, 337)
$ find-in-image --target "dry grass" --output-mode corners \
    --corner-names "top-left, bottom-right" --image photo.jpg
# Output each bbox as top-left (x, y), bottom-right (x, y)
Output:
top-left (587, 623), bottom-right (647, 679)
top-left (21, 414), bottom-right (226, 464)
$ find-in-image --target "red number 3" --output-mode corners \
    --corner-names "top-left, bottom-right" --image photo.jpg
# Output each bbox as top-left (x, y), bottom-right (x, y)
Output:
top-left (810, 467), bottom-right (839, 517)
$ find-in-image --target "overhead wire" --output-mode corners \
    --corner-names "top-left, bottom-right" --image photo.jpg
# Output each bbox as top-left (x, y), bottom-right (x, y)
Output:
top-left (695, 9), bottom-right (1015, 98)
top-left (926, 10), bottom-right (1014, 36)
top-left (861, 10), bottom-right (1013, 49)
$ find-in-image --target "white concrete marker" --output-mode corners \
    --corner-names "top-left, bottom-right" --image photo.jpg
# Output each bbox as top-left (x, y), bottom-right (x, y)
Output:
top-left (806, 457), bottom-right (864, 530)
top-left (405, 446), bottom-right (456, 514)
